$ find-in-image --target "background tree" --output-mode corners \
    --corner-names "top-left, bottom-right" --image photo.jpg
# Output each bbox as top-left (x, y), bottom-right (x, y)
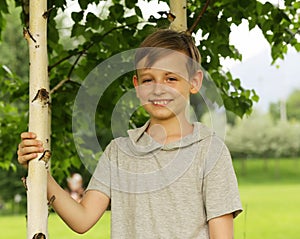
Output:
top-left (0, 3), bottom-right (28, 78)
top-left (269, 89), bottom-right (300, 122)
top-left (286, 89), bottom-right (300, 121)
top-left (225, 111), bottom-right (300, 159)
top-left (0, 0), bottom-right (299, 183)
top-left (269, 101), bottom-right (281, 121)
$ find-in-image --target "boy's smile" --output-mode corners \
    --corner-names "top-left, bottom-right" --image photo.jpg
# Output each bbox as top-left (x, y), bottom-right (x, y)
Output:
top-left (149, 99), bottom-right (173, 106)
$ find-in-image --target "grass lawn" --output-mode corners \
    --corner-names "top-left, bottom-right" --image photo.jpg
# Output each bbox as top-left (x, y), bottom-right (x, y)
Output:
top-left (234, 184), bottom-right (300, 239)
top-left (233, 158), bottom-right (300, 239)
top-left (1, 158), bottom-right (299, 238)
top-left (48, 210), bottom-right (110, 238)
top-left (0, 211), bottom-right (111, 239)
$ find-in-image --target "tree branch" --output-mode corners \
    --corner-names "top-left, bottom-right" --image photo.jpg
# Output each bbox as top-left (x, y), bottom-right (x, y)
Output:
top-left (50, 49), bottom-right (84, 95)
top-left (49, 22), bottom-right (142, 95)
top-left (48, 50), bottom-right (84, 72)
top-left (48, 21), bottom-right (142, 72)
top-left (285, 27), bottom-right (300, 45)
top-left (187, 0), bottom-right (211, 35)
top-left (50, 77), bottom-right (69, 95)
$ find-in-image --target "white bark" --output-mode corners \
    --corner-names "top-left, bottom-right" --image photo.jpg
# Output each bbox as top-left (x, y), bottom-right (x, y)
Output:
top-left (26, 0), bottom-right (50, 238)
top-left (169, 0), bottom-right (187, 31)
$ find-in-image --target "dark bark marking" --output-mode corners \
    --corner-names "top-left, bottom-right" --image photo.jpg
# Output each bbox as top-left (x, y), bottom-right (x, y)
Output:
top-left (23, 27), bottom-right (37, 43)
top-left (21, 176), bottom-right (28, 191)
top-left (32, 233), bottom-right (46, 239)
top-left (31, 88), bottom-right (50, 106)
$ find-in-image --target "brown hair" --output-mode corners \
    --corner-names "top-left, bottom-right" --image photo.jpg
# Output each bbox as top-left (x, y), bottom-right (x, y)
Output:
top-left (135, 29), bottom-right (201, 78)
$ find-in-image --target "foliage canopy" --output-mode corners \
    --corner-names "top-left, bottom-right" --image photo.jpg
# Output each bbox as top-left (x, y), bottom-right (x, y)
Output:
top-left (0, 0), bottom-right (299, 179)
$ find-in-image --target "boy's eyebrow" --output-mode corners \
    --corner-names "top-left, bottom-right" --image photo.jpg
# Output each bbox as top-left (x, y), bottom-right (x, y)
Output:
top-left (165, 71), bottom-right (178, 76)
top-left (138, 69), bottom-right (180, 76)
top-left (137, 70), bottom-right (151, 77)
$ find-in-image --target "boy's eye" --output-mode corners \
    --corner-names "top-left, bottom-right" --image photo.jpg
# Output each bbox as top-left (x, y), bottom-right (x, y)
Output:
top-left (141, 78), bottom-right (153, 84)
top-left (167, 77), bottom-right (177, 82)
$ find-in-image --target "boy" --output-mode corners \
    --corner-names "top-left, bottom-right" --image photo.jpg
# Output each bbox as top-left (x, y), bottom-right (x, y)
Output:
top-left (18, 29), bottom-right (242, 238)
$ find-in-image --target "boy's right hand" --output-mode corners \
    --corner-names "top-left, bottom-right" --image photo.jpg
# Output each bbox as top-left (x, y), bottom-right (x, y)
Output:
top-left (17, 132), bottom-right (44, 166)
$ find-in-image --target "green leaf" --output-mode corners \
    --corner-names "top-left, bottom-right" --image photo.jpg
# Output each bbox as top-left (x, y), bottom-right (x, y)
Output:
top-left (109, 4), bottom-right (124, 22)
top-left (256, 1), bottom-right (263, 15)
top-left (252, 94), bottom-right (260, 102)
top-left (272, 9), bottom-right (283, 24)
top-left (218, 44), bottom-right (232, 57)
top-left (261, 2), bottom-right (273, 15)
top-left (101, 19), bottom-right (116, 31)
top-left (125, 0), bottom-right (137, 9)
top-left (243, 90), bottom-right (251, 98)
top-left (294, 43), bottom-right (300, 52)
top-left (78, 0), bottom-right (90, 10)
top-left (71, 11), bottom-right (84, 23)
top-left (238, 0), bottom-right (250, 9)
top-left (125, 15), bottom-right (139, 25)
top-left (135, 6), bottom-right (143, 18)
top-left (294, 2), bottom-right (300, 8)
top-left (71, 23), bottom-right (86, 37)
top-left (248, 15), bottom-right (257, 30)
top-left (261, 19), bottom-right (273, 33)
top-left (86, 12), bottom-right (101, 29)
top-left (233, 78), bottom-right (241, 89)
top-left (279, 11), bottom-right (290, 23)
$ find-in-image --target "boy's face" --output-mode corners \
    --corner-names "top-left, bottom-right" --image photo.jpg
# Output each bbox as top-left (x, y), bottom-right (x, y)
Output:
top-left (133, 51), bottom-right (202, 122)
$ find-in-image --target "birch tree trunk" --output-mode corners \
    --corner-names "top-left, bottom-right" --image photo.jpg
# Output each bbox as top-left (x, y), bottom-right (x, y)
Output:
top-left (25, 0), bottom-right (50, 238)
top-left (169, 0), bottom-right (187, 31)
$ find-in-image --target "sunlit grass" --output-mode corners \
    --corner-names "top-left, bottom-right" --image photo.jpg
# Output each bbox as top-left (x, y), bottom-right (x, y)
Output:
top-left (0, 211), bottom-right (110, 239)
top-left (48, 210), bottom-right (110, 239)
top-left (233, 158), bottom-right (300, 239)
top-left (234, 184), bottom-right (300, 239)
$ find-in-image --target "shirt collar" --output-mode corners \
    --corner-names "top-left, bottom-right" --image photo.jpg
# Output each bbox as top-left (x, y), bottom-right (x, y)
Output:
top-left (127, 121), bottom-right (215, 154)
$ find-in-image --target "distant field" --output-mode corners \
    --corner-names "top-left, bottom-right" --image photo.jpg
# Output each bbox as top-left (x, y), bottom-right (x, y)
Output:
top-left (233, 157), bottom-right (300, 185)
top-left (1, 158), bottom-right (299, 239)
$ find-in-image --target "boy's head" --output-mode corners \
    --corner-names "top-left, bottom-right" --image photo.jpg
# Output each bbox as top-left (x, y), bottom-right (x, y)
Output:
top-left (135, 29), bottom-right (201, 79)
top-left (133, 29), bottom-right (203, 122)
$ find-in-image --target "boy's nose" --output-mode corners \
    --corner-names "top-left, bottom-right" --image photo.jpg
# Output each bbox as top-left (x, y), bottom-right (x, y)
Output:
top-left (153, 83), bottom-right (166, 95)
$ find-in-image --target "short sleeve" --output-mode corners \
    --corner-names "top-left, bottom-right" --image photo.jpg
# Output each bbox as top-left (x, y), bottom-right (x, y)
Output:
top-left (202, 137), bottom-right (243, 221)
top-left (86, 142), bottom-right (112, 198)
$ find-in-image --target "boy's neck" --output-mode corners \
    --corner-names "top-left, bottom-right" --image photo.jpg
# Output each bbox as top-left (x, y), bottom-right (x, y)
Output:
top-left (146, 117), bottom-right (194, 144)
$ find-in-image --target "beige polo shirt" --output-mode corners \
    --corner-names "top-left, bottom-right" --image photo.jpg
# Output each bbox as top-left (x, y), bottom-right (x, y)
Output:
top-left (87, 121), bottom-right (242, 238)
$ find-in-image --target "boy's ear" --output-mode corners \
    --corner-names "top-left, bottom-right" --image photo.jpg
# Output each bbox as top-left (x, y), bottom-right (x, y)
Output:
top-left (133, 74), bottom-right (139, 88)
top-left (190, 70), bottom-right (203, 94)
top-left (132, 75), bottom-right (140, 97)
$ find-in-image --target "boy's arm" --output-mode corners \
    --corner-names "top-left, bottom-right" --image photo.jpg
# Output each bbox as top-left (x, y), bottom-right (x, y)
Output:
top-left (47, 173), bottom-right (110, 234)
top-left (208, 213), bottom-right (233, 239)
top-left (17, 132), bottom-right (109, 234)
